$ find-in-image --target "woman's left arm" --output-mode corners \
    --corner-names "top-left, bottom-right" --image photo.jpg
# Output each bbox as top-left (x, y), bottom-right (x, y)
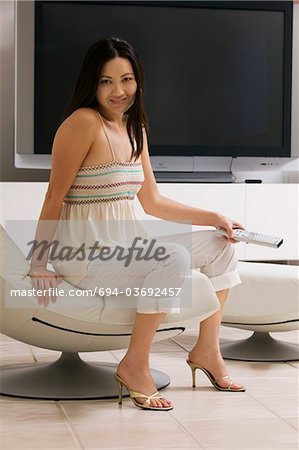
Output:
top-left (137, 131), bottom-right (244, 240)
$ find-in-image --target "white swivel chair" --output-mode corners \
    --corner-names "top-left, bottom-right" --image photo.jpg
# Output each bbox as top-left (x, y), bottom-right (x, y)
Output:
top-left (0, 225), bottom-right (220, 399)
top-left (222, 261), bottom-right (299, 361)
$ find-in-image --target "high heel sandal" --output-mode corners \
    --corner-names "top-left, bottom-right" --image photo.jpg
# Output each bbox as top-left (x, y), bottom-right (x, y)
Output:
top-left (186, 359), bottom-right (246, 392)
top-left (113, 373), bottom-right (174, 411)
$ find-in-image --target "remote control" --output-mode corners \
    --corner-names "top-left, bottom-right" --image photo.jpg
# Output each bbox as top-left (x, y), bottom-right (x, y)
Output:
top-left (215, 228), bottom-right (283, 248)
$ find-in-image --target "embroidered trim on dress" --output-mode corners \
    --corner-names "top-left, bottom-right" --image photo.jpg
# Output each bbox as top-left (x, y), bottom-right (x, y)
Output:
top-left (79, 160), bottom-right (142, 172)
top-left (70, 181), bottom-right (143, 190)
top-left (63, 195), bottom-right (135, 205)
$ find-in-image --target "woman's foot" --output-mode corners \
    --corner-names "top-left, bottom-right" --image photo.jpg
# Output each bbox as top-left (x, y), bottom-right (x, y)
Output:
top-left (117, 357), bottom-right (173, 409)
top-left (188, 347), bottom-right (245, 391)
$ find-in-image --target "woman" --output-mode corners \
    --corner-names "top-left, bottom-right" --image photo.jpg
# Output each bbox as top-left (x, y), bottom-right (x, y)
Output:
top-left (29, 37), bottom-right (245, 412)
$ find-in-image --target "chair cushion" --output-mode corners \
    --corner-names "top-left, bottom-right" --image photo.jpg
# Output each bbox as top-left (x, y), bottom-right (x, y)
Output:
top-left (224, 261), bottom-right (299, 326)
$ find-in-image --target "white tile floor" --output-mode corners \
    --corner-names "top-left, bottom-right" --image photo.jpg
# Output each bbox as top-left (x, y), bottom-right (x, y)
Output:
top-left (0, 327), bottom-right (298, 449)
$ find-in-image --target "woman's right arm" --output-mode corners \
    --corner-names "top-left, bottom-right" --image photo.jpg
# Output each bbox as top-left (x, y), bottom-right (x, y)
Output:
top-left (29, 108), bottom-right (98, 306)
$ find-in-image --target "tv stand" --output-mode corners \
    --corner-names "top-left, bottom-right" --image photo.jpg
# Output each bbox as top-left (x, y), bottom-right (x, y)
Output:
top-left (150, 156), bottom-right (299, 183)
top-left (154, 171), bottom-right (234, 183)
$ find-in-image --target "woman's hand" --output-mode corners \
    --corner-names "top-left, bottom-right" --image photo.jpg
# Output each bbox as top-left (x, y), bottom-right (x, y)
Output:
top-left (212, 213), bottom-right (245, 243)
top-left (29, 267), bottom-right (63, 307)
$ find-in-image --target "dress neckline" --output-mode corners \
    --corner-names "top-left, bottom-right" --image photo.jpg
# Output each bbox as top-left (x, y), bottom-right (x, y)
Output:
top-left (79, 111), bottom-right (140, 171)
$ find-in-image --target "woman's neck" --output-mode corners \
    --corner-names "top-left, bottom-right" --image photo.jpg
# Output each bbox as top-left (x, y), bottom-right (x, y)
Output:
top-left (98, 108), bottom-right (127, 128)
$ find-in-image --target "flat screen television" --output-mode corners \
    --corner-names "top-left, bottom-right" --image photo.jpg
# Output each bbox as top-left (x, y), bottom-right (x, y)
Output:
top-left (15, 0), bottom-right (293, 167)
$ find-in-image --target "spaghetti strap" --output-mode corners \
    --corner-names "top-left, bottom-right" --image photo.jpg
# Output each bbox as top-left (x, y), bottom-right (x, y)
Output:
top-left (97, 111), bottom-right (116, 162)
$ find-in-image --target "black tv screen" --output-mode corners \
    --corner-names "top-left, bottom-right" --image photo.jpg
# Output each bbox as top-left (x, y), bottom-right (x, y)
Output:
top-left (34, 1), bottom-right (293, 157)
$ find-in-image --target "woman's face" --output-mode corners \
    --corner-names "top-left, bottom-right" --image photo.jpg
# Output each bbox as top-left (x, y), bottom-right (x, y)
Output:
top-left (96, 57), bottom-right (137, 116)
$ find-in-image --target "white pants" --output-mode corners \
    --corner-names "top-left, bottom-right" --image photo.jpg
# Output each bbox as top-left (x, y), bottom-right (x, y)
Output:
top-left (77, 230), bottom-right (241, 314)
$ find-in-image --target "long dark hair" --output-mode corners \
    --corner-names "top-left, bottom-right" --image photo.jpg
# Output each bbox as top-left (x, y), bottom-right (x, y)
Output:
top-left (64, 37), bottom-right (148, 160)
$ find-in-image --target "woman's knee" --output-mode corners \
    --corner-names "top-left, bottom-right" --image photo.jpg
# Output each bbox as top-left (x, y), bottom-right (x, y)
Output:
top-left (159, 242), bottom-right (191, 273)
top-left (214, 239), bottom-right (239, 273)
top-left (206, 233), bottom-right (237, 265)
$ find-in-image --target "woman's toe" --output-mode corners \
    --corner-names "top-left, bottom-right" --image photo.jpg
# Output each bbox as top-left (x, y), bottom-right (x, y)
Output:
top-left (160, 398), bottom-right (171, 408)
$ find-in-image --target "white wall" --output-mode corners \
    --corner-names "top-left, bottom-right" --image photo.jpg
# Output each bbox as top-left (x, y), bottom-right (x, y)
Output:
top-left (1, 182), bottom-right (298, 262)
top-left (0, 1), bottom-right (50, 181)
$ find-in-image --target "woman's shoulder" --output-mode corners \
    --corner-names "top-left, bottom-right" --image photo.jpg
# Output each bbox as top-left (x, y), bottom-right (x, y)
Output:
top-left (55, 108), bottom-right (100, 143)
top-left (65, 107), bottom-right (100, 127)
top-left (58, 108), bottom-right (100, 135)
